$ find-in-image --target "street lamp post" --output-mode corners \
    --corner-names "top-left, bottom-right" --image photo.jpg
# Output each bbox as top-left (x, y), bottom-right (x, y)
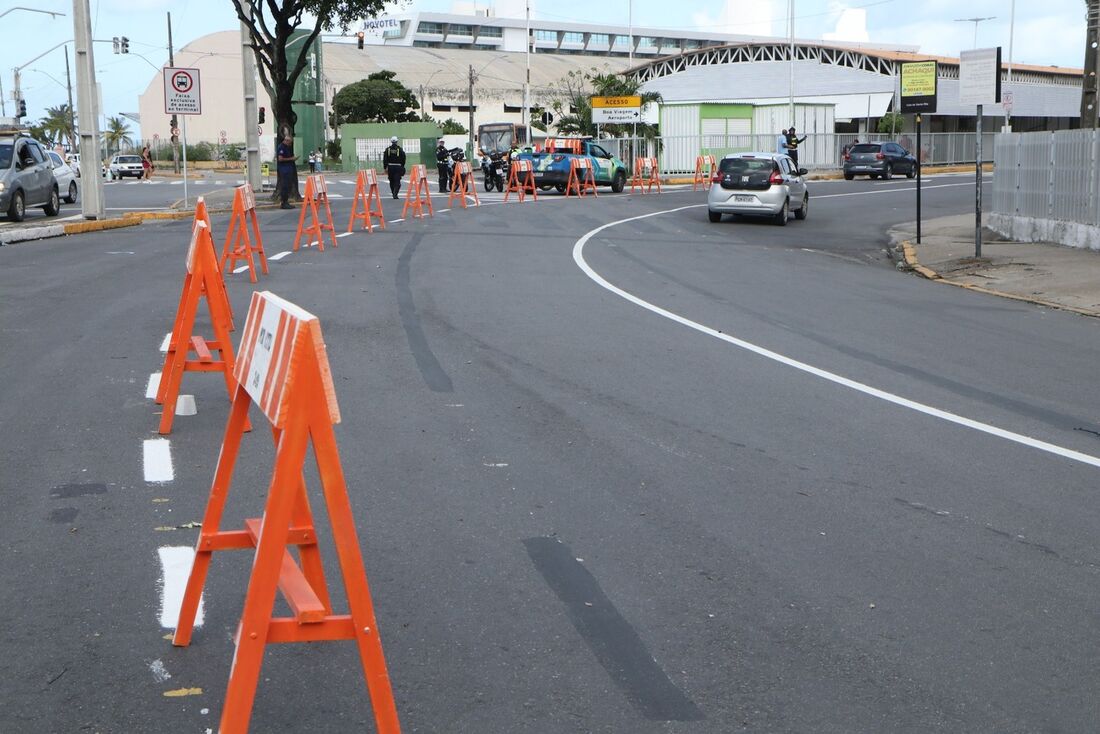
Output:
top-left (955, 16), bottom-right (996, 49)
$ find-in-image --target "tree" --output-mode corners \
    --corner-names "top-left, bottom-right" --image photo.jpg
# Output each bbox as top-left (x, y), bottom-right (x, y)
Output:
top-left (103, 116), bottom-right (133, 156)
top-left (332, 71), bottom-right (421, 123)
top-left (548, 67), bottom-right (661, 139)
top-left (40, 105), bottom-right (76, 151)
top-left (232, 0), bottom-right (388, 199)
top-left (877, 112), bottom-right (904, 135)
top-left (438, 118), bottom-right (466, 135)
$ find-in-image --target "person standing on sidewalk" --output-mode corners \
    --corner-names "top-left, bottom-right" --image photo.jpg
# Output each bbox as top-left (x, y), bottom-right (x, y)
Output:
top-left (436, 138), bottom-right (450, 193)
top-left (141, 145), bottom-right (153, 181)
top-left (276, 134), bottom-right (297, 209)
top-left (785, 127), bottom-right (807, 168)
top-left (307, 150), bottom-right (317, 174)
top-left (777, 129), bottom-right (789, 156)
top-left (383, 136), bottom-right (407, 199)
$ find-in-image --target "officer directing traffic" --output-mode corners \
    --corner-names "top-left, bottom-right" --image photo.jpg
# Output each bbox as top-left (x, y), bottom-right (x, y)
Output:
top-left (436, 138), bottom-right (450, 193)
top-left (383, 136), bottom-right (407, 199)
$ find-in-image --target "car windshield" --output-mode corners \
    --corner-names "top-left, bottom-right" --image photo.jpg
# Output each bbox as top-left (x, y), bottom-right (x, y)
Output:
top-left (850, 144), bottom-right (880, 154)
top-left (118, 156), bottom-right (142, 163)
top-left (719, 158), bottom-right (774, 174)
top-left (0, 142), bottom-right (12, 169)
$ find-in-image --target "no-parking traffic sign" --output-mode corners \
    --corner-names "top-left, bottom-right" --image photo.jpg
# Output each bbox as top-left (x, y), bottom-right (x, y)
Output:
top-left (164, 67), bottom-right (201, 115)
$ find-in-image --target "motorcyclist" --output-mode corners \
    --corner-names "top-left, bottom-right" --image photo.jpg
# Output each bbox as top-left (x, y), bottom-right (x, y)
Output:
top-left (435, 138), bottom-right (450, 193)
top-left (382, 136), bottom-right (406, 199)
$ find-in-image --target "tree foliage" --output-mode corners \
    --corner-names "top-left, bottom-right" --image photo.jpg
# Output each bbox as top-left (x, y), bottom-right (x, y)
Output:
top-left (877, 111), bottom-right (904, 135)
top-left (548, 68), bottom-right (661, 139)
top-left (104, 116), bottom-right (133, 155)
top-left (332, 71), bottom-right (421, 124)
top-left (39, 105), bottom-right (75, 150)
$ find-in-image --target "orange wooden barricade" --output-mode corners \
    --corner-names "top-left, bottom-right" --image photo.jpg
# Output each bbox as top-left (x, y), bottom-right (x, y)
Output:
top-left (447, 161), bottom-right (480, 208)
top-left (565, 157), bottom-right (598, 198)
top-left (693, 155), bottom-right (717, 191)
top-left (292, 174), bottom-right (337, 252)
top-left (194, 198), bottom-right (235, 328)
top-left (401, 164), bottom-right (433, 219)
top-left (172, 291), bottom-right (401, 734)
top-left (504, 159), bottom-right (537, 202)
top-left (221, 184), bottom-right (268, 283)
top-left (630, 157), bottom-right (662, 194)
top-left (347, 168), bottom-right (387, 233)
top-left (155, 216), bottom-right (238, 434)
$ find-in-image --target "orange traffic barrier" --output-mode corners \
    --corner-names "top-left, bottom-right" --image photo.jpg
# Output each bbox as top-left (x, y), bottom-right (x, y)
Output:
top-left (447, 160), bottom-right (480, 208)
top-left (221, 184), bottom-right (268, 283)
top-left (347, 168), bottom-right (386, 233)
top-left (155, 215), bottom-right (238, 435)
top-left (504, 159), bottom-right (537, 202)
top-left (401, 164), bottom-right (433, 219)
top-left (172, 290), bottom-right (401, 734)
top-left (292, 174), bottom-right (337, 252)
top-left (193, 197), bottom-right (235, 328)
top-left (693, 154), bottom-right (717, 191)
top-left (565, 157), bottom-right (598, 198)
top-left (630, 157), bottom-right (662, 194)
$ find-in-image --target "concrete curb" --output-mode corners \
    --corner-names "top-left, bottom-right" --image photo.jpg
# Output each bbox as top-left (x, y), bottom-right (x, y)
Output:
top-left (0, 216), bottom-right (144, 245)
top-left (897, 239), bottom-right (1100, 319)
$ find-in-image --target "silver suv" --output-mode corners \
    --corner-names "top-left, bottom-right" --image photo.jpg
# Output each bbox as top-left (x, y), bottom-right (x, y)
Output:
top-left (0, 134), bottom-right (60, 222)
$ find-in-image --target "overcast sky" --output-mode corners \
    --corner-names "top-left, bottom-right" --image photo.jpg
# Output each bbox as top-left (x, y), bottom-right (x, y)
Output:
top-left (2, 0), bottom-right (1087, 139)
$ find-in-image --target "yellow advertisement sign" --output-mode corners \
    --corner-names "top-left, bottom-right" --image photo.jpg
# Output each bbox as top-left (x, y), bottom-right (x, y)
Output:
top-left (591, 96), bottom-right (643, 109)
top-left (900, 61), bottom-right (938, 113)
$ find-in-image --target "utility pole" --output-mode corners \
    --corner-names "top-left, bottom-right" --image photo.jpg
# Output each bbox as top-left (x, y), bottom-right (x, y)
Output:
top-left (72, 0), bottom-right (104, 219)
top-left (788, 0), bottom-right (795, 125)
top-left (1082, 0), bottom-right (1099, 128)
top-left (1003, 0), bottom-right (1015, 132)
top-left (239, 3), bottom-right (262, 192)
top-left (64, 46), bottom-right (76, 153)
top-left (523, 0), bottom-right (530, 145)
top-left (168, 12), bottom-right (180, 174)
top-left (468, 64), bottom-right (476, 157)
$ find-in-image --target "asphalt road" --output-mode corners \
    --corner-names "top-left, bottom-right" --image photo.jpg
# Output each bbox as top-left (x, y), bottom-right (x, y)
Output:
top-left (6, 176), bottom-right (1099, 733)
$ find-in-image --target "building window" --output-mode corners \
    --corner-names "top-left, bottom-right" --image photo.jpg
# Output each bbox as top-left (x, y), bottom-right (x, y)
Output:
top-left (535, 30), bottom-right (557, 42)
top-left (612, 36), bottom-right (631, 48)
top-left (589, 33), bottom-right (609, 45)
top-left (432, 103), bottom-right (453, 112)
top-left (682, 39), bottom-right (700, 49)
top-left (638, 36), bottom-right (658, 47)
top-left (417, 22), bottom-right (443, 34)
top-left (448, 24), bottom-right (473, 36)
top-left (562, 32), bottom-right (584, 43)
top-left (477, 26), bottom-right (503, 38)
top-left (382, 27), bottom-right (403, 39)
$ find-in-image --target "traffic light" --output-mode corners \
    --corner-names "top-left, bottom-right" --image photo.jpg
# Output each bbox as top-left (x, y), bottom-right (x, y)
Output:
top-left (258, 107), bottom-right (265, 125)
top-left (120, 37), bottom-right (129, 54)
top-left (112, 37), bottom-right (120, 54)
top-left (357, 31), bottom-right (364, 50)
top-left (17, 99), bottom-right (26, 118)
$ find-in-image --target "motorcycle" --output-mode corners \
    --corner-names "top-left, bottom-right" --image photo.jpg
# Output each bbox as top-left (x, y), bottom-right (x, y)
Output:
top-left (482, 152), bottom-right (507, 193)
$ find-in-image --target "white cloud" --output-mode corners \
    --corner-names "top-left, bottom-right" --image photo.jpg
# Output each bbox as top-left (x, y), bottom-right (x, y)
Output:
top-left (823, 8), bottom-right (869, 43)
top-left (691, 0), bottom-right (780, 38)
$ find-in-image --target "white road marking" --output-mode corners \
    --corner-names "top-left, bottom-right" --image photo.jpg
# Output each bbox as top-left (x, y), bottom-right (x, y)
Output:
top-left (813, 182), bottom-right (977, 200)
top-left (339, 179), bottom-right (354, 185)
top-left (105, 250), bottom-right (136, 254)
top-left (390, 218), bottom-right (405, 223)
top-left (143, 438), bottom-right (175, 483)
top-left (159, 332), bottom-right (171, 352)
top-left (269, 250), bottom-right (292, 260)
top-left (171, 181), bottom-right (184, 185)
top-left (146, 372), bottom-right (162, 399)
top-left (158, 546), bottom-right (203, 628)
top-left (149, 659), bottom-right (172, 683)
top-left (327, 193), bottom-right (345, 198)
top-left (336, 232), bottom-right (352, 238)
top-left (572, 204), bottom-right (1100, 470)
top-left (232, 265), bottom-right (250, 274)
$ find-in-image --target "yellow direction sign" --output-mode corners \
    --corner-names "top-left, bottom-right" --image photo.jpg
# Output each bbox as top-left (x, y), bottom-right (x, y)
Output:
top-left (591, 96), bottom-right (643, 109)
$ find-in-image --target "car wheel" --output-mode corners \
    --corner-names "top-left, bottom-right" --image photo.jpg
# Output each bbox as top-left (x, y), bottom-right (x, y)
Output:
top-left (43, 187), bottom-right (60, 217)
top-left (794, 194), bottom-right (808, 220)
top-left (774, 199), bottom-right (789, 226)
top-left (8, 189), bottom-right (25, 222)
top-left (554, 183), bottom-right (566, 193)
top-left (708, 210), bottom-right (722, 223)
top-left (883, 164), bottom-right (893, 180)
top-left (843, 173), bottom-right (854, 180)
top-left (610, 169), bottom-right (626, 194)
top-left (906, 167), bottom-right (916, 179)
top-left (65, 181), bottom-right (78, 204)
top-left (538, 185), bottom-right (552, 191)
top-left (870, 174), bottom-right (879, 180)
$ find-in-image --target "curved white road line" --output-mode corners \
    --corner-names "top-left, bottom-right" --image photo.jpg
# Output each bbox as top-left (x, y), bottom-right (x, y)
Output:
top-left (572, 204), bottom-right (1100, 470)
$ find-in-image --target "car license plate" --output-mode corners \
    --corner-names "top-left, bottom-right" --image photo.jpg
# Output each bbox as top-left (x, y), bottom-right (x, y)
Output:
top-left (733, 195), bottom-right (754, 203)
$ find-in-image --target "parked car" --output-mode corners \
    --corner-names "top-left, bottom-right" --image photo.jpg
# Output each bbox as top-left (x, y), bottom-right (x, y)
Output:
top-left (108, 153), bottom-right (145, 179)
top-left (69, 152), bottom-right (81, 177)
top-left (47, 150), bottom-right (79, 204)
top-left (0, 133), bottom-right (60, 222)
top-left (707, 152), bottom-right (808, 226)
top-left (843, 142), bottom-right (916, 180)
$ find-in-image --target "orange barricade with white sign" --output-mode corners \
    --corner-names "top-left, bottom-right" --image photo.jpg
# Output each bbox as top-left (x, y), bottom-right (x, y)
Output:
top-left (504, 159), bottom-right (537, 202)
top-left (447, 161), bottom-right (480, 208)
top-left (347, 168), bottom-right (386, 233)
top-left (693, 155), bottom-right (717, 191)
top-left (401, 164), bottom-right (433, 219)
top-left (565, 157), bottom-right (598, 198)
top-left (193, 198), bottom-right (235, 327)
top-left (221, 184), bottom-right (268, 283)
top-left (630, 157), bottom-right (662, 194)
top-left (171, 290), bottom-right (401, 734)
top-left (155, 215), bottom-right (238, 435)
top-left (292, 174), bottom-right (337, 252)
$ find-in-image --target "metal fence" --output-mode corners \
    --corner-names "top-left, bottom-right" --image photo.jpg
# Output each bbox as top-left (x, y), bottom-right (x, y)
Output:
top-left (600, 132), bottom-right (995, 175)
top-left (994, 130), bottom-right (1100, 226)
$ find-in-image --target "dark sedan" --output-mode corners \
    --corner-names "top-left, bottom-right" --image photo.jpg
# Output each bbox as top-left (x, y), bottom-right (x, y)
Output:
top-left (843, 142), bottom-right (916, 180)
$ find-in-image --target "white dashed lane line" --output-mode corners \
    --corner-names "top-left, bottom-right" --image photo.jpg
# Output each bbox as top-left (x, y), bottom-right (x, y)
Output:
top-left (143, 438), bottom-right (174, 483)
top-left (158, 546), bottom-right (203, 628)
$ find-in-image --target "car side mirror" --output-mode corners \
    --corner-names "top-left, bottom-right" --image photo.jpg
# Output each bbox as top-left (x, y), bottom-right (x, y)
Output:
top-left (798, 168), bottom-right (808, 176)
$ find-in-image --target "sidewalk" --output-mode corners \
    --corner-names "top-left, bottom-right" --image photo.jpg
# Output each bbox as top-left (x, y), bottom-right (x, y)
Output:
top-left (890, 213), bottom-right (1100, 318)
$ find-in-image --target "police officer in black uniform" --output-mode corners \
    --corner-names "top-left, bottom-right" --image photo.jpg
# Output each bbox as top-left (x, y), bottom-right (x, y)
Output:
top-left (435, 138), bottom-right (450, 193)
top-left (383, 136), bottom-right (407, 199)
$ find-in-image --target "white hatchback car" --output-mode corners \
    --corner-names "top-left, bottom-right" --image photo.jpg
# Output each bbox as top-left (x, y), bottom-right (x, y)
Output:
top-left (706, 152), bottom-right (808, 226)
top-left (47, 150), bottom-right (79, 204)
top-left (108, 154), bottom-right (145, 179)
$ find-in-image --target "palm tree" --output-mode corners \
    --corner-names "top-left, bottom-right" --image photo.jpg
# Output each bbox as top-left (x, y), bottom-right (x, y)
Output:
top-left (41, 105), bottom-right (76, 151)
top-left (549, 68), bottom-right (662, 139)
top-left (103, 116), bottom-right (133, 156)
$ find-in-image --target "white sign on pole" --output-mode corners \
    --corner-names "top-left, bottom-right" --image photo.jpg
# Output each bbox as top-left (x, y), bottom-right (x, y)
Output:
top-left (592, 107), bottom-right (641, 124)
top-left (958, 47), bottom-right (1001, 106)
top-left (1002, 90), bottom-right (1014, 115)
top-left (164, 67), bottom-right (202, 115)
